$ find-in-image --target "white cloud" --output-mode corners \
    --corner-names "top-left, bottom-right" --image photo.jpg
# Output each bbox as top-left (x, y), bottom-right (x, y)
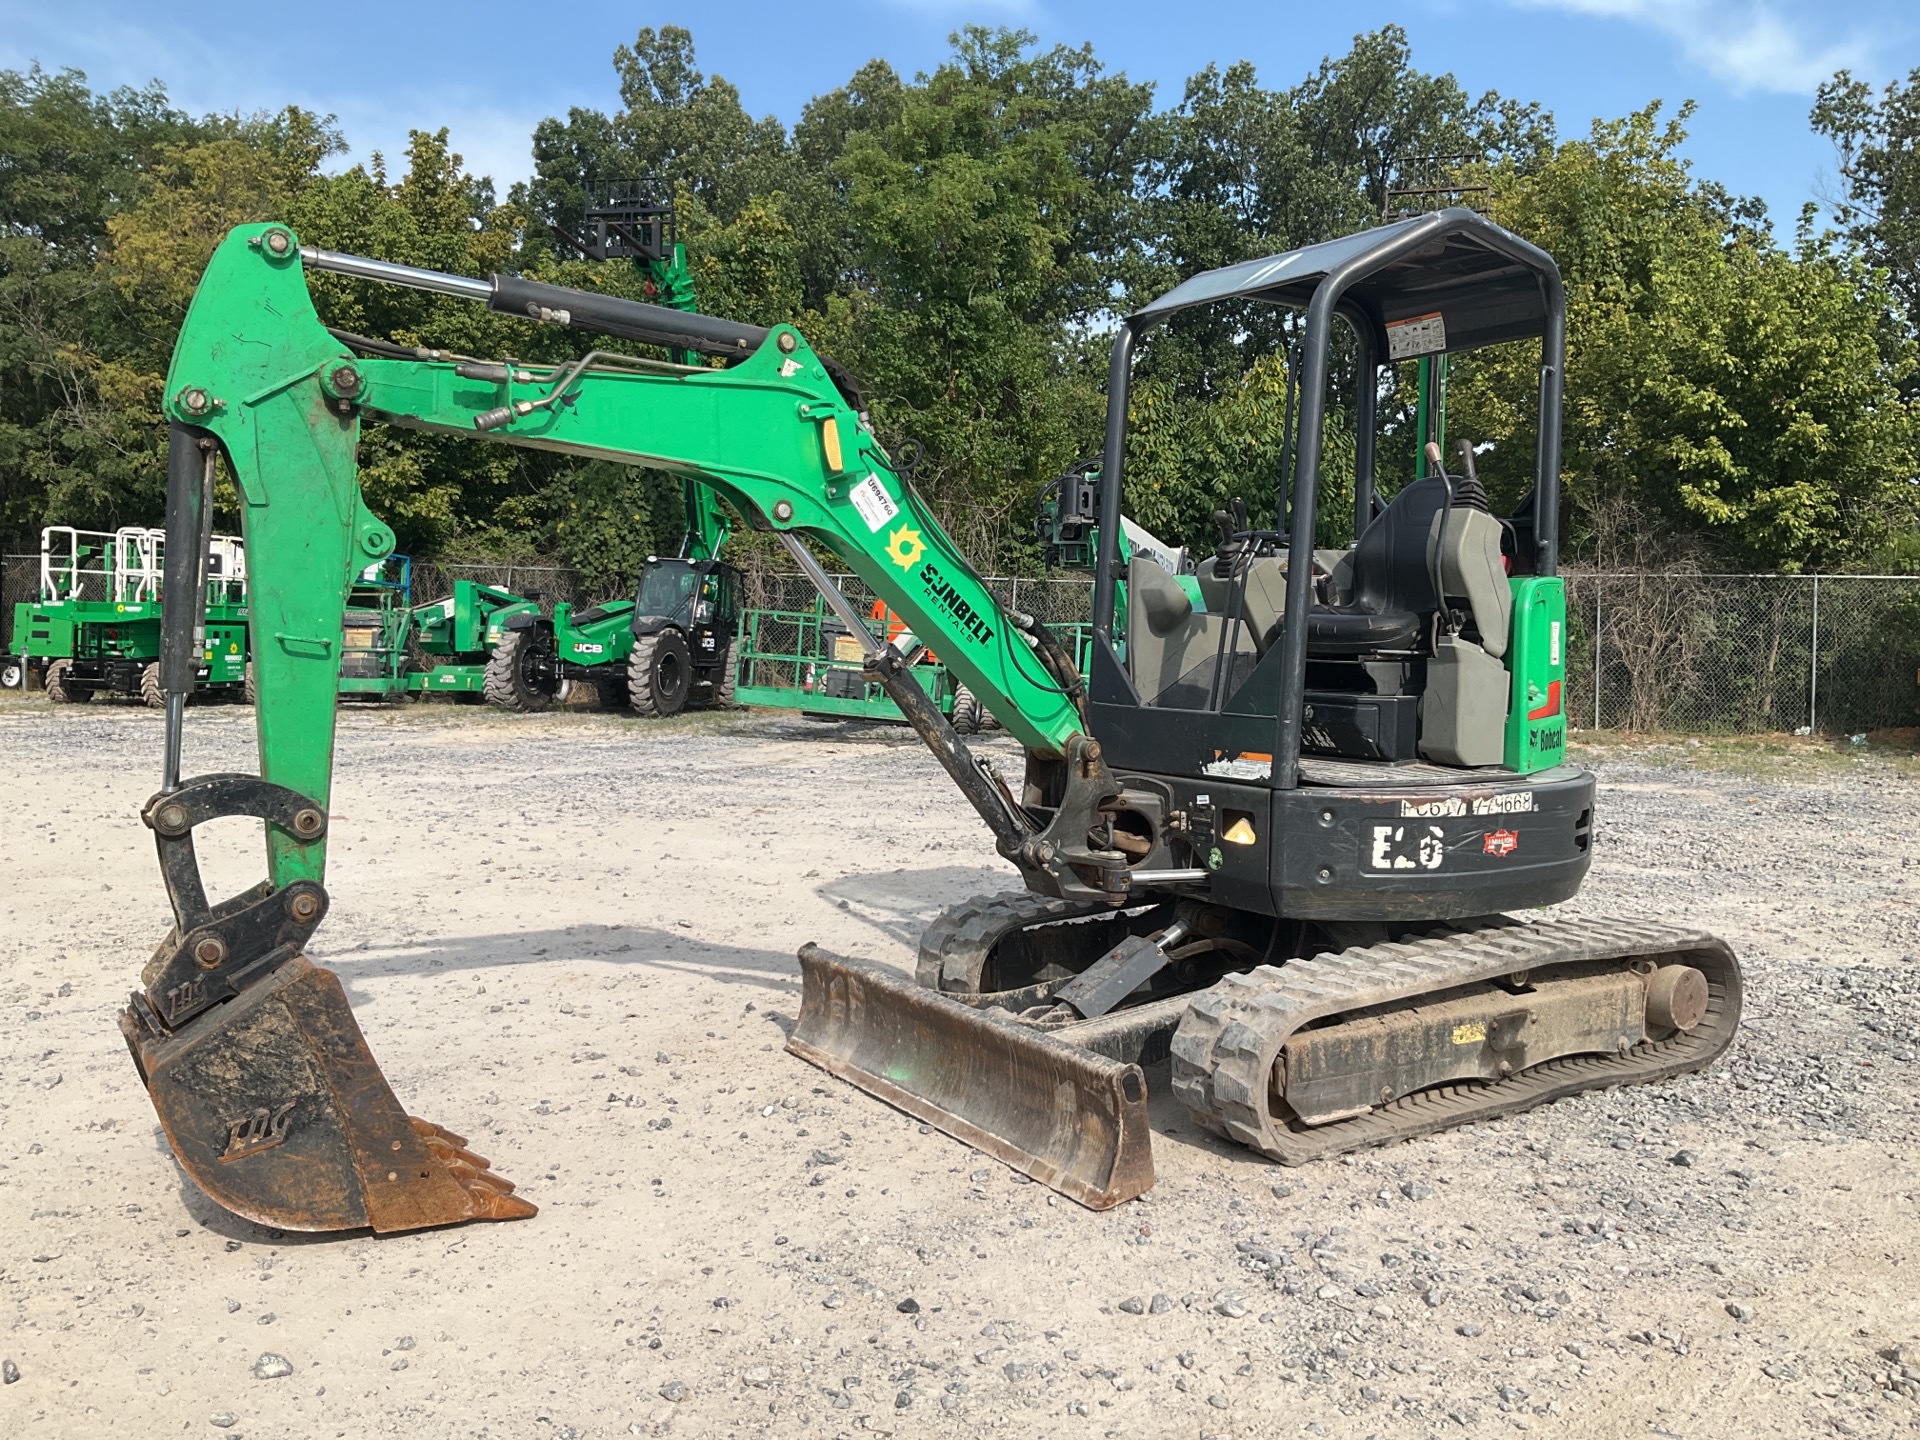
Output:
top-left (321, 92), bottom-right (544, 194)
top-left (1517, 0), bottom-right (1870, 94)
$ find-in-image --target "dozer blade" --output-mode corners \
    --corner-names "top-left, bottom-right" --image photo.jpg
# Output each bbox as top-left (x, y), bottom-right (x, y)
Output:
top-left (121, 956), bottom-right (535, 1233)
top-left (788, 944), bottom-right (1154, 1210)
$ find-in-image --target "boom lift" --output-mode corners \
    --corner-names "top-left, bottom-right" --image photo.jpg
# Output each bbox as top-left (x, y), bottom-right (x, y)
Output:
top-left (123, 211), bottom-right (1740, 1232)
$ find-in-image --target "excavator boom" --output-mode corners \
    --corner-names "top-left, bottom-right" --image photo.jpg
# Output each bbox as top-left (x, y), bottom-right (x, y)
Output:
top-left (124, 223), bottom-right (1123, 1230)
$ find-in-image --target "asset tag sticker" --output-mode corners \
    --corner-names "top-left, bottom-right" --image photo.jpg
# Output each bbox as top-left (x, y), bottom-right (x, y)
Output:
top-left (1203, 755), bottom-right (1272, 781)
top-left (1385, 311), bottom-right (1447, 359)
top-left (850, 473), bottom-right (900, 533)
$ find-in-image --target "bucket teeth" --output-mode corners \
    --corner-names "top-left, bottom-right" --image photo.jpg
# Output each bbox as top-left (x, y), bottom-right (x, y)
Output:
top-left (410, 1117), bottom-right (468, 1149)
top-left (446, 1159), bottom-right (538, 1221)
top-left (413, 1118), bottom-right (497, 1175)
top-left (412, 1117), bottom-right (529, 1214)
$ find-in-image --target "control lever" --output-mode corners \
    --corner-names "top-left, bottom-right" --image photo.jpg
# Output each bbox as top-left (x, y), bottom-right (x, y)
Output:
top-left (1424, 440), bottom-right (1460, 637)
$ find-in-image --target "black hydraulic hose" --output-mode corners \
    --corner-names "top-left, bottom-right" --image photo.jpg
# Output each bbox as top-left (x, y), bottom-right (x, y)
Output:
top-left (1009, 611), bottom-right (1089, 725)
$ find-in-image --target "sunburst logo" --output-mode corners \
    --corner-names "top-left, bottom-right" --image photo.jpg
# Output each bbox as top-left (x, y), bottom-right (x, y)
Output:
top-left (886, 524), bottom-right (926, 570)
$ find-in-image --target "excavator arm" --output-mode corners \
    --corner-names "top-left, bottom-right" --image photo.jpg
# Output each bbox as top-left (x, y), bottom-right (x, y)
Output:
top-left (124, 222), bottom-right (1133, 1232)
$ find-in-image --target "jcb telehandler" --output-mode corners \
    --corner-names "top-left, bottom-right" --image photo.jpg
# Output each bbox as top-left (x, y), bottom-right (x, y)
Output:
top-left (478, 184), bottom-right (744, 717)
top-left (479, 555), bottom-right (740, 714)
top-left (119, 210), bottom-right (1739, 1231)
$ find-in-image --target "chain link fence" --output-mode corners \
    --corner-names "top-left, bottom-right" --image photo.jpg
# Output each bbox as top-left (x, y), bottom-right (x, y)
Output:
top-left (9, 549), bottom-right (1917, 734)
top-left (2, 555), bottom-right (37, 640)
top-left (407, 561), bottom-right (607, 612)
top-left (1563, 572), bottom-right (1920, 736)
top-left (734, 568), bottom-right (1098, 692)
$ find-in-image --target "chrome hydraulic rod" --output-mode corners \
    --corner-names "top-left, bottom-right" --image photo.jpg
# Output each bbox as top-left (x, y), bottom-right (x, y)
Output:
top-left (300, 246), bottom-right (492, 300)
top-left (775, 531), bottom-right (882, 656)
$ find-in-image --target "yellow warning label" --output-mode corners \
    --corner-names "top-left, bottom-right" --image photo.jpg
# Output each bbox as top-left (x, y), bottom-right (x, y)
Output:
top-left (1451, 1021), bottom-right (1487, 1045)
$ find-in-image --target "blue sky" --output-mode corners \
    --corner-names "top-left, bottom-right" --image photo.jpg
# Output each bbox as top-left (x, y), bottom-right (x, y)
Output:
top-left (4, 0), bottom-right (1914, 235)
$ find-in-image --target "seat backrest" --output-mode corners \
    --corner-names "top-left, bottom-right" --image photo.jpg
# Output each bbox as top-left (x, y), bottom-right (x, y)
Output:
top-left (1348, 475), bottom-right (1449, 617)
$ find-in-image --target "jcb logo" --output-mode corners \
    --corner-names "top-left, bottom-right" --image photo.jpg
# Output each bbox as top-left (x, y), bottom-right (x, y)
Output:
top-left (1369, 824), bottom-right (1445, 871)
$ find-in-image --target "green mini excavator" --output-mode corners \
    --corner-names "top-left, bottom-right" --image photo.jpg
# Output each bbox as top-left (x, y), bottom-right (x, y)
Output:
top-left (121, 210), bottom-right (1741, 1232)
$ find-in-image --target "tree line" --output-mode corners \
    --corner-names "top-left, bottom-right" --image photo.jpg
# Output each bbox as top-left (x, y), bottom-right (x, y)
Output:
top-left (1, 25), bottom-right (1916, 584)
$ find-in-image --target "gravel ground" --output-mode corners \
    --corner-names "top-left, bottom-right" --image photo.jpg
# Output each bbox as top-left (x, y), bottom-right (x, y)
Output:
top-left (1, 694), bottom-right (1916, 1440)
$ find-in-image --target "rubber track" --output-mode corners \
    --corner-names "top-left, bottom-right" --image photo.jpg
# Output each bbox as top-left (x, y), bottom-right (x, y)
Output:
top-left (1167, 917), bottom-right (1501, 1137)
top-left (915, 891), bottom-right (1121, 992)
top-left (1169, 914), bottom-right (1741, 1163)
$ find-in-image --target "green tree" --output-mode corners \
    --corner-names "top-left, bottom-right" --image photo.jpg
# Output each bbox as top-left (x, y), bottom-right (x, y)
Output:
top-left (1137, 27), bottom-right (1553, 402)
top-left (1449, 104), bottom-right (1919, 571)
top-left (0, 68), bottom-right (338, 540)
top-left (0, 67), bottom-right (204, 539)
top-left (1814, 66), bottom-right (1920, 333)
top-left (821, 27), bottom-right (1156, 560)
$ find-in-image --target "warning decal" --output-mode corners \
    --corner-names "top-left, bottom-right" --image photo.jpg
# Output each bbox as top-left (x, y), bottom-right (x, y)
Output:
top-left (1386, 311), bottom-right (1447, 360)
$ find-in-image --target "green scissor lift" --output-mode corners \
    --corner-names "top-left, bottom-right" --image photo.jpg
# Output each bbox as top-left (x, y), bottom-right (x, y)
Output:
top-left (5, 525), bottom-right (249, 704)
top-left (734, 598), bottom-right (987, 728)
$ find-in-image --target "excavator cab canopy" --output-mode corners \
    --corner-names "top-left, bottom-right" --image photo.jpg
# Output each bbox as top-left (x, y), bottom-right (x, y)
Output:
top-left (1130, 209), bottom-right (1559, 357)
top-left (1090, 207), bottom-right (1568, 789)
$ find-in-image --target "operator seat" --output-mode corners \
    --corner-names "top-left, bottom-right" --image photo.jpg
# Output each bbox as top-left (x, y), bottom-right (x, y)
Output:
top-left (1309, 475), bottom-right (1512, 659)
top-left (1299, 472), bottom-right (1516, 767)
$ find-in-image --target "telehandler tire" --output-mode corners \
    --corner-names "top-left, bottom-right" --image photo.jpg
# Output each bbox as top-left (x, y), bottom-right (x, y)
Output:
top-left (950, 683), bottom-right (983, 735)
top-left (584, 675), bottom-right (630, 710)
top-left (243, 661), bottom-right (257, 706)
top-left (483, 628), bottom-right (558, 713)
top-left (712, 640), bottom-right (738, 708)
top-left (44, 658), bottom-right (90, 704)
top-left (1, 655), bottom-right (25, 690)
top-left (628, 630), bottom-right (691, 717)
top-left (140, 662), bottom-right (164, 710)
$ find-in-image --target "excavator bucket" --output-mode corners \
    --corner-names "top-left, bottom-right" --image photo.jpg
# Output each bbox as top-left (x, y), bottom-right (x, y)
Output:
top-left (788, 945), bottom-right (1155, 1209)
top-left (121, 956), bottom-right (535, 1233)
